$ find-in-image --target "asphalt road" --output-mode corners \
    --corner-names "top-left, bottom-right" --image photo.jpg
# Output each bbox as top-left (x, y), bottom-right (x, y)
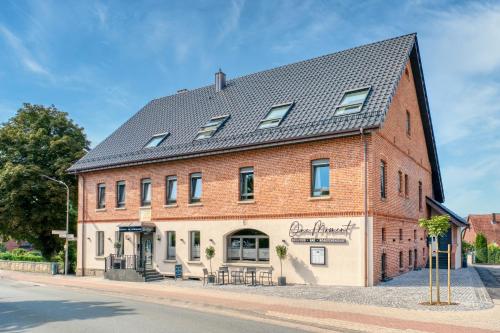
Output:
top-left (475, 265), bottom-right (500, 300)
top-left (0, 278), bottom-right (309, 333)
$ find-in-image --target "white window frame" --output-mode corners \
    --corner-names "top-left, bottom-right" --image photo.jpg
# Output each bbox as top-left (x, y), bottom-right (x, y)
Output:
top-left (257, 103), bottom-right (293, 129)
top-left (194, 115), bottom-right (229, 140)
top-left (335, 87), bottom-right (370, 116)
top-left (116, 181), bottom-right (126, 208)
top-left (311, 159), bottom-right (330, 197)
top-left (189, 231), bottom-right (201, 261)
top-left (97, 183), bottom-right (106, 209)
top-left (144, 133), bottom-right (169, 148)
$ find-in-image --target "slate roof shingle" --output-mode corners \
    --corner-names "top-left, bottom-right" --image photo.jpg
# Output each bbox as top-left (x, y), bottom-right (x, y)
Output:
top-left (67, 33), bottom-right (444, 202)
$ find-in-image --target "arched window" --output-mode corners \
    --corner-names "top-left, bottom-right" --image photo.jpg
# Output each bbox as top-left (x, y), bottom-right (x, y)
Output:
top-left (227, 229), bottom-right (269, 262)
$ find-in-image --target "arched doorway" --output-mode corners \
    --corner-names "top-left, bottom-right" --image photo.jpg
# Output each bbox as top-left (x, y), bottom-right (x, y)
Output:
top-left (227, 229), bottom-right (269, 262)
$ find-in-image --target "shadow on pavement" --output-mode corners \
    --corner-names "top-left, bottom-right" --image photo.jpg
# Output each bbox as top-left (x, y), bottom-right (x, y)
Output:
top-left (475, 265), bottom-right (500, 300)
top-left (0, 300), bottom-right (134, 333)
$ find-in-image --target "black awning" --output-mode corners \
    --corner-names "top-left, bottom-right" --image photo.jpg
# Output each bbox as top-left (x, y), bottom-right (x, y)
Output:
top-left (118, 222), bottom-right (156, 233)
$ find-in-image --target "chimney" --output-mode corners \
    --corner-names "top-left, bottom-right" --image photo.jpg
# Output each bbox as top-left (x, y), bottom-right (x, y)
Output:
top-left (215, 69), bottom-right (226, 92)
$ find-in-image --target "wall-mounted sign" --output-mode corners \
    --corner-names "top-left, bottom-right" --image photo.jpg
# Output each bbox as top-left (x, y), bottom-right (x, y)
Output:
top-left (289, 220), bottom-right (354, 244)
top-left (310, 247), bottom-right (326, 265)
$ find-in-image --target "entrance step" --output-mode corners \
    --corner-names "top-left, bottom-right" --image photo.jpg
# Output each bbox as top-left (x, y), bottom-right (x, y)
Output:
top-left (142, 269), bottom-right (164, 282)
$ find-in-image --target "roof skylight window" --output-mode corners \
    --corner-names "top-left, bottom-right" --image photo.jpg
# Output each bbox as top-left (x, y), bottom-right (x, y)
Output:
top-left (335, 88), bottom-right (370, 116)
top-left (195, 115), bottom-right (229, 140)
top-left (257, 103), bottom-right (293, 129)
top-left (144, 133), bottom-right (169, 148)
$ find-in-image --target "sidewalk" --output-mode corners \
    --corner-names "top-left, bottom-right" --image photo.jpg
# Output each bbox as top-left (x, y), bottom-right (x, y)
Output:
top-left (1, 270), bottom-right (499, 333)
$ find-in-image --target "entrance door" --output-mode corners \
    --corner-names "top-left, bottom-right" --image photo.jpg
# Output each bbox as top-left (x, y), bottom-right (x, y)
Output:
top-left (141, 233), bottom-right (154, 268)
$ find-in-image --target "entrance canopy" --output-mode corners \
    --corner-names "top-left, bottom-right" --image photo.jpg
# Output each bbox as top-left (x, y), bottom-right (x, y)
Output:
top-left (118, 222), bottom-right (156, 233)
top-left (426, 197), bottom-right (468, 228)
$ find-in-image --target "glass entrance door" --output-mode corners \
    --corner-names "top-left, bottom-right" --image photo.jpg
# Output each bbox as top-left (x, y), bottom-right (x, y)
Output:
top-left (141, 234), bottom-right (154, 267)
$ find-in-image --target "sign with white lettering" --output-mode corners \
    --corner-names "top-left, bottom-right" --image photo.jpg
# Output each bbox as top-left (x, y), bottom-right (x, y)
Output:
top-left (289, 220), bottom-right (354, 244)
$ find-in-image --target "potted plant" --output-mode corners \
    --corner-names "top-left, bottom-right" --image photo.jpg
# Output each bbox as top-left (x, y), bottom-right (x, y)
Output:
top-left (205, 246), bottom-right (216, 283)
top-left (275, 244), bottom-right (288, 286)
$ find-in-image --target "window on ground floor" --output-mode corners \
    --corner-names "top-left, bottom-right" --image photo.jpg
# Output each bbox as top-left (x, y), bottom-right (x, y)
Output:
top-left (227, 229), bottom-right (269, 262)
top-left (166, 231), bottom-right (176, 260)
top-left (408, 250), bottom-right (412, 267)
top-left (190, 231), bottom-right (200, 261)
top-left (399, 251), bottom-right (403, 269)
top-left (96, 231), bottom-right (104, 256)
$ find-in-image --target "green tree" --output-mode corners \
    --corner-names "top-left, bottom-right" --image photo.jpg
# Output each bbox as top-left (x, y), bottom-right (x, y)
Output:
top-left (475, 233), bottom-right (488, 263)
top-left (0, 104), bottom-right (88, 259)
top-left (419, 215), bottom-right (451, 304)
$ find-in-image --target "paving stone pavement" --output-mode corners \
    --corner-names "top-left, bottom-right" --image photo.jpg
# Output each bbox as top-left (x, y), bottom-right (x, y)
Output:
top-left (159, 267), bottom-right (493, 311)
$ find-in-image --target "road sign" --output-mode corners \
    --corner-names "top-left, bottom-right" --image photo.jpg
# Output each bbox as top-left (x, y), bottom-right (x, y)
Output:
top-left (52, 230), bottom-right (67, 236)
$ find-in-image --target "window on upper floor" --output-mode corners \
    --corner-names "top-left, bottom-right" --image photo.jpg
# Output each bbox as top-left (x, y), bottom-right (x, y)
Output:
top-left (382, 228), bottom-right (386, 242)
top-left (398, 171), bottom-right (403, 195)
top-left (418, 181), bottom-right (423, 211)
top-left (380, 160), bottom-right (387, 199)
top-left (166, 176), bottom-right (177, 205)
top-left (257, 103), bottom-right (293, 129)
top-left (335, 88), bottom-right (370, 116)
top-left (116, 181), bottom-right (126, 208)
top-left (144, 133), bottom-right (169, 148)
top-left (190, 173), bottom-right (202, 203)
top-left (97, 183), bottom-right (106, 209)
top-left (404, 174), bottom-right (409, 197)
top-left (406, 110), bottom-right (411, 136)
top-left (399, 228), bottom-right (403, 241)
top-left (195, 116), bottom-right (229, 140)
top-left (311, 159), bottom-right (330, 197)
top-left (239, 167), bottom-right (254, 201)
top-left (141, 178), bottom-right (152, 207)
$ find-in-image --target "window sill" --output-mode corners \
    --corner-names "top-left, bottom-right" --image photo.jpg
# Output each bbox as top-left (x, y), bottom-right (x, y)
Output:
top-left (140, 206), bottom-right (151, 209)
top-left (114, 207), bottom-right (126, 211)
top-left (238, 200), bottom-right (256, 205)
top-left (95, 208), bottom-right (107, 212)
top-left (223, 262), bottom-right (271, 268)
top-left (95, 256), bottom-right (105, 260)
top-left (187, 260), bottom-right (202, 264)
top-left (188, 203), bottom-right (203, 207)
top-left (164, 204), bottom-right (178, 208)
top-left (308, 196), bottom-right (331, 201)
top-left (163, 259), bottom-right (177, 263)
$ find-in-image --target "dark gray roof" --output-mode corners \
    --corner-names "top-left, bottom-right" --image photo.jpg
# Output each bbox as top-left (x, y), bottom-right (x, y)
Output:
top-left (68, 33), bottom-right (444, 202)
top-left (426, 197), bottom-right (468, 227)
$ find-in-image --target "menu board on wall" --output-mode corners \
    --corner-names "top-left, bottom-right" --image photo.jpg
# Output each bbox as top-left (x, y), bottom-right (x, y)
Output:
top-left (310, 246), bottom-right (326, 265)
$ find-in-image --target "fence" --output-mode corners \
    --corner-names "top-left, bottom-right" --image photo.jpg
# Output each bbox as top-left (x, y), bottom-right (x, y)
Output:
top-left (0, 259), bottom-right (56, 274)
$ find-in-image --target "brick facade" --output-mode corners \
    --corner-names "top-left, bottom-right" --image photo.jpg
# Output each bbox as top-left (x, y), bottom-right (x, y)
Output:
top-left (77, 59), bottom-right (439, 284)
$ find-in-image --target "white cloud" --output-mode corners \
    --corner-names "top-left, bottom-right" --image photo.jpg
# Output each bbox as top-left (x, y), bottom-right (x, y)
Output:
top-left (216, 0), bottom-right (245, 44)
top-left (0, 24), bottom-right (51, 77)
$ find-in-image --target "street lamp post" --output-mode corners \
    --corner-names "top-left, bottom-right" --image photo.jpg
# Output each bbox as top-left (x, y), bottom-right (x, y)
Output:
top-left (42, 175), bottom-right (70, 275)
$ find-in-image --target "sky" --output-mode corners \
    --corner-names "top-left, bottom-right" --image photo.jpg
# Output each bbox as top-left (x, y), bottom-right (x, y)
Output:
top-left (0, 0), bottom-right (499, 216)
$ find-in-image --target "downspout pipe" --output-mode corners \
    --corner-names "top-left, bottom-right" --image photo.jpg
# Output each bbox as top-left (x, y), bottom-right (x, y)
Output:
top-left (361, 127), bottom-right (368, 287)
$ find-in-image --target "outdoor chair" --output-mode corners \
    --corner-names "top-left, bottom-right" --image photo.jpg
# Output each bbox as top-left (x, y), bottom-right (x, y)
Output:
top-left (217, 266), bottom-right (229, 285)
top-left (259, 268), bottom-right (273, 286)
top-left (230, 268), bottom-right (244, 285)
top-left (244, 267), bottom-right (257, 285)
top-left (202, 268), bottom-right (215, 286)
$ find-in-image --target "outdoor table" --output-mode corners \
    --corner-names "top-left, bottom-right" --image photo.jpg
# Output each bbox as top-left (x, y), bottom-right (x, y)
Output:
top-left (246, 270), bottom-right (257, 286)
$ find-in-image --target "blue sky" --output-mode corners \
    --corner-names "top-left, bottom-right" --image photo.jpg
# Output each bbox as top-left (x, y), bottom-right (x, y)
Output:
top-left (1, 0), bottom-right (499, 216)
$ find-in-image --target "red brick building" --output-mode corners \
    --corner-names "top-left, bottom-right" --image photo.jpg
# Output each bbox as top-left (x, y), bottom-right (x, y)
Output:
top-left (464, 213), bottom-right (500, 245)
top-left (69, 34), bottom-right (466, 286)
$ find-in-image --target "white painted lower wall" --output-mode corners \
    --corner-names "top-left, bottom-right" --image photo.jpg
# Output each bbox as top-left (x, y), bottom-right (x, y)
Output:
top-left (77, 216), bottom-right (371, 286)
